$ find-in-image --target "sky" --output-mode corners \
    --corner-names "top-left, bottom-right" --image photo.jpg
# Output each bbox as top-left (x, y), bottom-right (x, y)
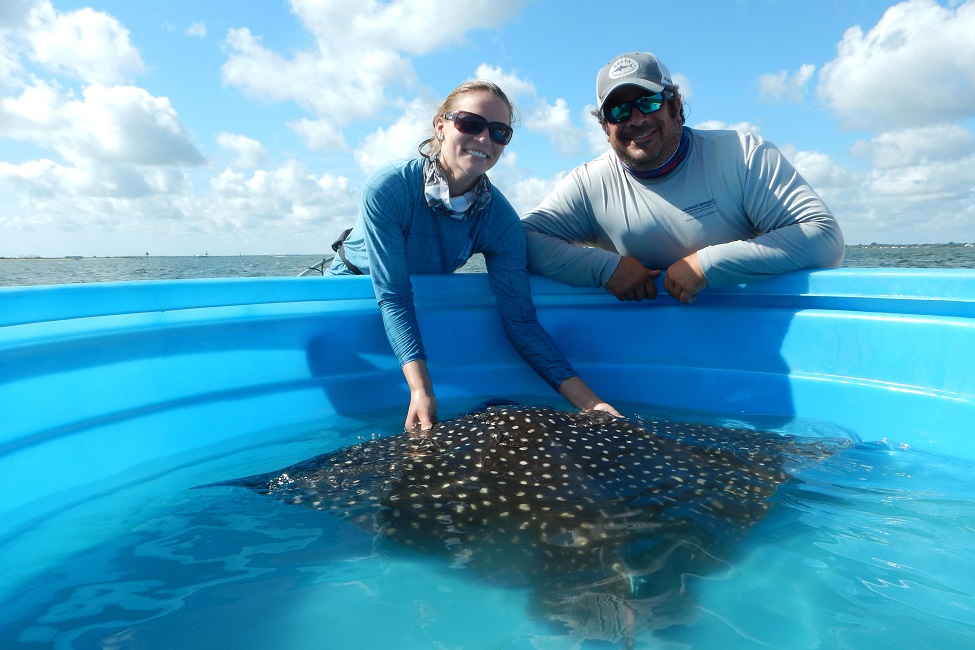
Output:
top-left (1, 0), bottom-right (974, 258)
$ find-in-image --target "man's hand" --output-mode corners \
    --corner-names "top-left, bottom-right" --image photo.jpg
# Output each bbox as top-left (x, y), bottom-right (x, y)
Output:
top-left (604, 256), bottom-right (661, 301)
top-left (590, 402), bottom-right (622, 417)
top-left (664, 253), bottom-right (708, 304)
top-left (557, 376), bottom-right (621, 417)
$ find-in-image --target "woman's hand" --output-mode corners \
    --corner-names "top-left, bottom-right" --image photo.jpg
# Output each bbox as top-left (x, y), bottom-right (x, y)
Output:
top-left (405, 391), bottom-right (438, 430)
top-left (402, 359), bottom-right (438, 430)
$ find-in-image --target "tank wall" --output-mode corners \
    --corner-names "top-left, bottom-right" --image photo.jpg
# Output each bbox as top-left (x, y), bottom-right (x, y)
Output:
top-left (1, 270), bottom-right (973, 540)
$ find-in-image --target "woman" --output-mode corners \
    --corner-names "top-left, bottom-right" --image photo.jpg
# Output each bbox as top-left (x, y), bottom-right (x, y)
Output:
top-left (329, 80), bottom-right (617, 429)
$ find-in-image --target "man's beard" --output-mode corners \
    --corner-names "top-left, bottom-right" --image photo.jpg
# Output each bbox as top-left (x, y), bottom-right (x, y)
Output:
top-left (613, 142), bottom-right (660, 171)
top-left (610, 103), bottom-right (681, 171)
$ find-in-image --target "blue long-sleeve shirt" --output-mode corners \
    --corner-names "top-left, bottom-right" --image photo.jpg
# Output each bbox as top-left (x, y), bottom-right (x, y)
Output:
top-left (329, 158), bottom-right (576, 389)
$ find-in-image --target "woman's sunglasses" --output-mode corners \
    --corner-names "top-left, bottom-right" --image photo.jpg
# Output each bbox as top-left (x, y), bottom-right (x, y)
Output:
top-left (443, 111), bottom-right (513, 146)
top-left (603, 92), bottom-right (673, 125)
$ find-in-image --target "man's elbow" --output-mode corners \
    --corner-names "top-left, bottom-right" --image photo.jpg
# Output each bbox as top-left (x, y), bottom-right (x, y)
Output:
top-left (821, 220), bottom-right (846, 268)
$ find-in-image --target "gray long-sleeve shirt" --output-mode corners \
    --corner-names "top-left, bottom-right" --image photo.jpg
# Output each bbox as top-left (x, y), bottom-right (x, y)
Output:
top-left (522, 127), bottom-right (845, 288)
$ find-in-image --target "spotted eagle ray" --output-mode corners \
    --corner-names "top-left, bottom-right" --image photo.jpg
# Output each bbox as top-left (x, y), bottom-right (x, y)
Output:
top-left (209, 404), bottom-right (848, 644)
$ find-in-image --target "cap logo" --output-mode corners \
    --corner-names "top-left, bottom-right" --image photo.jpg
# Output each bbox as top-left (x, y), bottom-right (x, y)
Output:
top-left (608, 58), bottom-right (639, 79)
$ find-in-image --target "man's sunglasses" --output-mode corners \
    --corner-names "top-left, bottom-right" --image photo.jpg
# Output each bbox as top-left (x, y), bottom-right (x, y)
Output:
top-left (443, 111), bottom-right (513, 146)
top-left (603, 92), bottom-right (673, 125)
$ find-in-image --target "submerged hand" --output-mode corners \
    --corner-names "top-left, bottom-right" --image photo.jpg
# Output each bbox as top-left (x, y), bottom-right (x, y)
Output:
top-left (605, 256), bottom-right (661, 301)
top-left (402, 359), bottom-right (437, 430)
top-left (590, 402), bottom-right (622, 417)
top-left (664, 253), bottom-right (708, 304)
top-left (558, 377), bottom-right (621, 417)
top-left (406, 394), bottom-right (438, 431)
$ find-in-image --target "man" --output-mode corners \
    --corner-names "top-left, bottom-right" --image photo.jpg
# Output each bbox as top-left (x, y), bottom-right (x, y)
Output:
top-left (522, 52), bottom-right (845, 303)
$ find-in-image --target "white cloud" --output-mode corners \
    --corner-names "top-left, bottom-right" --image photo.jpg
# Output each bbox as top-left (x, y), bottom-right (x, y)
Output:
top-left (206, 160), bottom-right (357, 233)
top-left (758, 64), bottom-right (816, 103)
top-left (582, 107), bottom-right (609, 155)
top-left (2, 1), bottom-right (537, 256)
top-left (693, 120), bottom-right (762, 135)
top-left (838, 155), bottom-right (975, 244)
top-left (771, 135), bottom-right (975, 245)
top-left (0, 155), bottom-right (193, 242)
top-left (782, 147), bottom-right (855, 192)
top-left (288, 0), bottom-right (522, 56)
top-left (1, 157), bottom-right (361, 254)
top-left (217, 132), bottom-right (267, 168)
top-left (354, 98), bottom-right (430, 174)
top-left (186, 21), bottom-right (206, 38)
top-left (671, 73), bottom-right (692, 100)
top-left (0, 0), bottom-right (203, 215)
top-left (0, 0), bottom-right (204, 250)
top-left (221, 26), bottom-right (416, 125)
top-left (473, 64), bottom-right (588, 157)
top-left (0, 81), bottom-right (205, 167)
top-left (0, 158), bottom-right (89, 200)
top-left (474, 63), bottom-right (536, 103)
top-left (502, 174), bottom-right (559, 216)
top-left (859, 143), bottom-right (975, 210)
top-left (0, 37), bottom-right (24, 91)
top-left (525, 98), bottom-right (583, 156)
top-left (0, 78), bottom-right (60, 135)
top-left (850, 124), bottom-right (975, 169)
top-left (26, 1), bottom-right (144, 85)
top-left (817, 0), bottom-right (975, 130)
top-left (68, 85), bottom-right (204, 166)
top-left (0, 0), bottom-right (33, 25)
top-left (807, 1), bottom-right (975, 243)
top-left (0, 156), bottom-right (190, 203)
top-left (221, 1), bottom-right (524, 128)
top-left (4, 1), bottom-right (973, 256)
top-left (288, 118), bottom-right (349, 152)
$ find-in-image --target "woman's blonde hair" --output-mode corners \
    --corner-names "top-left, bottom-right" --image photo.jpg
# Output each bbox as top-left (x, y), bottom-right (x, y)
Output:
top-left (418, 80), bottom-right (516, 159)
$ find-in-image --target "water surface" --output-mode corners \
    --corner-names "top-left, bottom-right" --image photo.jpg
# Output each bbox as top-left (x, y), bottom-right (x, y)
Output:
top-left (1, 402), bottom-right (971, 649)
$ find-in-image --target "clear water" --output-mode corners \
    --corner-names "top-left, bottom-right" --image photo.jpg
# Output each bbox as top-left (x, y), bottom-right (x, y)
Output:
top-left (1, 401), bottom-right (974, 650)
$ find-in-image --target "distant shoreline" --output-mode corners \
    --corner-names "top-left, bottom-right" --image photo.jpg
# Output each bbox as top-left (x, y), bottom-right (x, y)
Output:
top-left (0, 254), bottom-right (321, 261)
top-left (3, 244), bottom-right (973, 261)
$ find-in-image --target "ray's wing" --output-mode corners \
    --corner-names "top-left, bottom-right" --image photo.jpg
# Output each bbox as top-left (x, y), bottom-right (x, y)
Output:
top-left (206, 404), bottom-right (851, 642)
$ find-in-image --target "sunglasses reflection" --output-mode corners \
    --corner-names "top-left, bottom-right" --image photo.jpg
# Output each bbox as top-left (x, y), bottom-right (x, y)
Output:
top-left (604, 92), bottom-right (672, 124)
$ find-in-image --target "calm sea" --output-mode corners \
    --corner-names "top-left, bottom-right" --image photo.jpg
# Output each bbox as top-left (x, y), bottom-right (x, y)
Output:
top-left (1, 244), bottom-right (973, 288)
